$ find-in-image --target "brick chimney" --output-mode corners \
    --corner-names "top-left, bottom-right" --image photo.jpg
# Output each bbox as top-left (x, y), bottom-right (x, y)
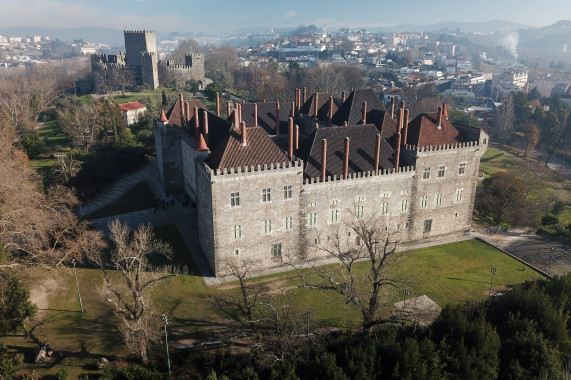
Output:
top-left (436, 106), bottom-right (443, 129)
top-left (328, 96), bottom-right (334, 126)
top-left (185, 102), bottom-right (191, 125)
top-left (254, 103), bottom-right (258, 126)
top-left (179, 93), bottom-right (185, 121)
top-left (295, 125), bottom-right (299, 150)
top-left (374, 133), bottom-right (381, 175)
top-left (442, 103), bottom-right (448, 120)
top-left (297, 88), bottom-right (301, 111)
top-left (238, 104), bottom-right (242, 125)
top-left (362, 101), bottom-right (367, 124)
top-left (342, 91), bottom-right (346, 103)
top-left (314, 93), bottom-right (319, 117)
top-left (303, 87), bottom-right (307, 104)
top-left (320, 139), bottom-right (327, 182)
top-left (193, 106), bottom-right (199, 139)
top-left (227, 102), bottom-right (231, 119)
top-left (240, 121), bottom-right (247, 147)
top-left (343, 137), bottom-right (350, 179)
top-left (288, 117), bottom-right (294, 160)
top-left (291, 101), bottom-right (295, 118)
top-left (215, 92), bottom-right (220, 117)
top-left (403, 109), bottom-right (409, 147)
top-left (390, 97), bottom-right (395, 119)
top-left (395, 131), bottom-right (401, 173)
top-left (275, 100), bottom-right (280, 135)
top-left (233, 104), bottom-right (238, 128)
top-left (202, 110), bottom-right (209, 137)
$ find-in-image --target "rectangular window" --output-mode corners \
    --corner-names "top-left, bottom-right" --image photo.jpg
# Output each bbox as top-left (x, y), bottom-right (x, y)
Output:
top-left (381, 191), bottom-right (391, 198)
top-left (308, 212), bottom-right (317, 226)
top-left (437, 165), bottom-right (446, 178)
top-left (283, 185), bottom-right (292, 199)
top-left (381, 202), bottom-right (389, 215)
top-left (420, 195), bottom-right (428, 208)
top-left (330, 199), bottom-right (338, 206)
top-left (232, 225), bottom-right (241, 239)
top-left (263, 220), bottom-right (272, 234)
top-left (355, 195), bottom-right (365, 202)
top-left (456, 189), bottom-right (463, 202)
top-left (230, 192), bottom-right (240, 207)
top-left (423, 167), bottom-right (431, 179)
top-left (436, 193), bottom-right (443, 205)
top-left (262, 188), bottom-right (271, 202)
top-left (234, 249), bottom-right (240, 256)
top-left (307, 201), bottom-right (316, 208)
top-left (424, 219), bottom-right (432, 232)
top-left (458, 162), bottom-right (467, 175)
top-left (400, 199), bottom-right (408, 212)
top-left (284, 216), bottom-right (293, 230)
top-left (329, 209), bottom-right (338, 223)
top-left (400, 189), bottom-right (409, 195)
top-left (271, 243), bottom-right (282, 258)
top-left (355, 205), bottom-right (364, 219)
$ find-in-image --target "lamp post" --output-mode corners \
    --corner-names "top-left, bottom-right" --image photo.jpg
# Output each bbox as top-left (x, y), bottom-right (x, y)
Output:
top-left (402, 289), bottom-right (409, 308)
top-left (489, 267), bottom-right (497, 299)
top-left (72, 259), bottom-right (83, 314)
top-left (547, 245), bottom-right (555, 280)
top-left (161, 314), bottom-right (171, 376)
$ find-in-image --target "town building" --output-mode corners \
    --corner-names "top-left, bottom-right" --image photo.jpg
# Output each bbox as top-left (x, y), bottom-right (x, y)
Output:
top-left (154, 89), bottom-right (488, 277)
top-left (119, 101), bottom-right (147, 125)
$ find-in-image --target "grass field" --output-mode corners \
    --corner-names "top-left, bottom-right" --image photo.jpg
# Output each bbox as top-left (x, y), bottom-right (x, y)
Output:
top-left (2, 233), bottom-right (543, 378)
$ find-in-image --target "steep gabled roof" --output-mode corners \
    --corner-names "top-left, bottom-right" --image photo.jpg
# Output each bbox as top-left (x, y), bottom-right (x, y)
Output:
top-left (331, 88), bottom-right (385, 126)
top-left (205, 126), bottom-right (289, 171)
top-left (164, 99), bottom-right (206, 127)
top-left (300, 124), bottom-right (395, 180)
top-left (299, 92), bottom-right (339, 122)
top-left (405, 112), bottom-right (466, 148)
top-left (235, 102), bottom-right (291, 135)
top-left (189, 108), bottom-right (232, 151)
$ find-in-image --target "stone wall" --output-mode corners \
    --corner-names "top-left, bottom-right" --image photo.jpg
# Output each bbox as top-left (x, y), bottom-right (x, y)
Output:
top-left (158, 55), bottom-right (205, 88)
top-left (155, 123), bottom-right (184, 194)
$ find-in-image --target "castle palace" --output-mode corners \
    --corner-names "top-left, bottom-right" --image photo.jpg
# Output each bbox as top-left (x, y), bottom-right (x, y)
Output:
top-left (91, 30), bottom-right (205, 90)
top-left (154, 89), bottom-right (488, 277)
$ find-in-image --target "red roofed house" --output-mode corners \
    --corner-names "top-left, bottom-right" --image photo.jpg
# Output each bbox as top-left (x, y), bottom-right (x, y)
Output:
top-left (119, 101), bottom-right (147, 125)
top-left (155, 90), bottom-right (488, 277)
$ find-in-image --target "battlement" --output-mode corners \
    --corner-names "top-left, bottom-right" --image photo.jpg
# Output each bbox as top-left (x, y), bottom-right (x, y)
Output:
top-left (124, 30), bottom-right (155, 34)
top-left (403, 140), bottom-right (480, 153)
top-left (303, 165), bottom-right (415, 185)
top-left (206, 159), bottom-right (303, 178)
top-left (159, 60), bottom-right (198, 69)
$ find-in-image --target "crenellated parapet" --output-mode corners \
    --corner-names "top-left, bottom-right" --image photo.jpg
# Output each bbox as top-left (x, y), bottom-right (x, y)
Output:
top-left (206, 159), bottom-right (303, 177)
top-left (403, 140), bottom-right (480, 153)
top-left (303, 165), bottom-right (415, 185)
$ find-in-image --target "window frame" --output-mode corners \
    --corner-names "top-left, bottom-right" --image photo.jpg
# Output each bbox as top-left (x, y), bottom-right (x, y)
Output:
top-left (230, 192), bottom-right (240, 207)
top-left (262, 188), bottom-right (271, 202)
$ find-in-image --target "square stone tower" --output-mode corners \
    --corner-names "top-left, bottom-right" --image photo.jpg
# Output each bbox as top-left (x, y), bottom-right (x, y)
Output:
top-left (124, 30), bottom-right (159, 89)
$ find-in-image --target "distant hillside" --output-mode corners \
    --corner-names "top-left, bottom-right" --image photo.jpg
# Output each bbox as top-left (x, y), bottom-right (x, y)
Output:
top-left (517, 20), bottom-right (571, 53)
top-left (378, 20), bottom-right (529, 33)
top-left (0, 26), bottom-right (123, 46)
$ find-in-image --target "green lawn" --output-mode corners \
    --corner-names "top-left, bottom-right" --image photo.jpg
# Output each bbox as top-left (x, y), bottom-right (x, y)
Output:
top-left (86, 181), bottom-right (157, 220)
top-left (3, 233), bottom-right (544, 378)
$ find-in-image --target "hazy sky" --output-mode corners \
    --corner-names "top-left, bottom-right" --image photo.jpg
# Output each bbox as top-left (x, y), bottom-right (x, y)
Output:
top-left (1, 0), bottom-right (569, 34)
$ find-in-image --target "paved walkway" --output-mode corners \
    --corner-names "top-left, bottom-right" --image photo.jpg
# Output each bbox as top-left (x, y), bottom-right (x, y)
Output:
top-left (473, 229), bottom-right (570, 277)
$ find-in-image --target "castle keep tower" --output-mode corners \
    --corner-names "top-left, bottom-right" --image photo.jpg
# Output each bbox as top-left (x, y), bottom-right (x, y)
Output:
top-left (123, 30), bottom-right (159, 90)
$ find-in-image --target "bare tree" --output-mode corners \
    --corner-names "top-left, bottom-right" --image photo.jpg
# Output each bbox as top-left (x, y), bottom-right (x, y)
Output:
top-left (51, 154), bottom-right (82, 184)
top-left (112, 66), bottom-right (135, 97)
top-left (0, 122), bottom-right (101, 266)
top-left (91, 220), bottom-right (175, 363)
top-left (220, 258), bottom-right (268, 332)
top-left (290, 212), bottom-right (408, 331)
top-left (168, 39), bottom-right (203, 64)
top-left (494, 95), bottom-right (515, 145)
top-left (56, 100), bottom-right (102, 148)
top-left (522, 121), bottom-right (540, 156)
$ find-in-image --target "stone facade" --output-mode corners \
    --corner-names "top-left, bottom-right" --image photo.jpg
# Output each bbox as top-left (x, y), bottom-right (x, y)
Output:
top-left (91, 30), bottom-right (205, 91)
top-left (154, 92), bottom-right (488, 278)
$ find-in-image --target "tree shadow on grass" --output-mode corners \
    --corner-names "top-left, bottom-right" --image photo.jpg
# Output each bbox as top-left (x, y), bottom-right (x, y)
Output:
top-left (446, 277), bottom-right (488, 284)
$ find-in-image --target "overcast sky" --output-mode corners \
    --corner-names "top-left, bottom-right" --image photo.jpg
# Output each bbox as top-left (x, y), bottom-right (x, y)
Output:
top-left (0, 0), bottom-right (569, 34)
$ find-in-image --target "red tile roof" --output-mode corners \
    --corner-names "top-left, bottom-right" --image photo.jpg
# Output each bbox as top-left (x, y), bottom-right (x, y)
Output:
top-left (205, 127), bottom-right (289, 171)
top-left (119, 101), bottom-right (146, 111)
top-left (405, 111), bottom-right (466, 148)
